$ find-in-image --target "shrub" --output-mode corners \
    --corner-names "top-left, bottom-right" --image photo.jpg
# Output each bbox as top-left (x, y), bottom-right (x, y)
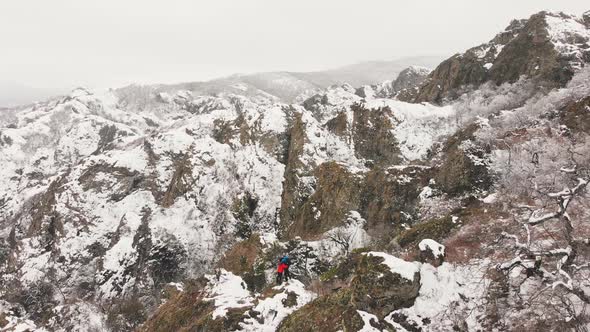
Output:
top-left (17, 281), bottom-right (55, 323)
top-left (395, 216), bottom-right (456, 248)
top-left (106, 296), bottom-right (147, 332)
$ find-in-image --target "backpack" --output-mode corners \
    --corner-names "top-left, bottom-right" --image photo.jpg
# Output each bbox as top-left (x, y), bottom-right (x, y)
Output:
top-left (281, 256), bottom-right (290, 266)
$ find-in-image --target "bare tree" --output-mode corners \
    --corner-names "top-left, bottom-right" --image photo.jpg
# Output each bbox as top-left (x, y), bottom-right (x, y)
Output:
top-left (498, 162), bottom-right (590, 324)
top-left (328, 227), bottom-right (357, 255)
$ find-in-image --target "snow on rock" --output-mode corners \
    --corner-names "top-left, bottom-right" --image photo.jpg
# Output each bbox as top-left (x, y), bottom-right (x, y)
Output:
top-left (299, 109), bottom-right (367, 172)
top-left (257, 104), bottom-right (288, 133)
top-left (331, 211), bottom-right (372, 251)
top-left (365, 252), bottom-right (420, 280)
top-left (362, 99), bottom-right (457, 161)
top-left (259, 232), bottom-right (279, 246)
top-left (481, 192), bottom-right (498, 203)
top-left (51, 302), bottom-right (108, 331)
top-left (305, 211), bottom-right (372, 259)
top-left (406, 65), bottom-right (431, 75)
top-left (1, 315), bottom-right (48, 332)
top-left (204, 269), bottom-right (253, 319)
top-left (356, 85), bottom-right (376, 99)
top-left (168, 282), bottom-right (184, 292)
top-left (460, 139), bottom-right (488, 166)
top-left (419, 239), bottom-right (445, 258)
top-left (418, 186), bottom-right (434, 200)
top-left (297, 84), bottom-right (459, 165)
top-left (545, 12), bottom-right (590, 69)
top-left (357, 310), bottom-right (382, 332)
top-left (19, 245), bottom-right (51, 284)
top-left (200, 271), bottom-right (317, 331)
top-left (0, 300), bottom-right (49, 332)
top-left (302, 84), bottom-right (362, 123)
top-left (0, 88), bottom-right (149, 222)
top-left (385, 263), bottom-right (486, 331)
top-left (240, 280), bottom-right (317, 332)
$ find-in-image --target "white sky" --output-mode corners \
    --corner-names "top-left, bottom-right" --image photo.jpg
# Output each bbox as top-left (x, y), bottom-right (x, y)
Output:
top-left (0, 1), bottom-right (588, 90)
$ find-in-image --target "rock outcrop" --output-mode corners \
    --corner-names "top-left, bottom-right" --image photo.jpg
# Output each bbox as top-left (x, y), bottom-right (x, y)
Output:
top-left (560, 95), bottom-right (590, 134)
top-left (401, 11), bottom-right (590, 104)
top-left (278, 252), bottom-right (419, 332)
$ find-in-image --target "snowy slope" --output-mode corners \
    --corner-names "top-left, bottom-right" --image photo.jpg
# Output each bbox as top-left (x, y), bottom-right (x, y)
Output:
top-left (0, 79), bottom-right (459, 331)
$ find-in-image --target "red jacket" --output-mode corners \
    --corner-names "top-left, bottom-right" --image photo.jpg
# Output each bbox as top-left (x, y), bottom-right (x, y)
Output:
top-left (277, 263), bottom-right (288, 273)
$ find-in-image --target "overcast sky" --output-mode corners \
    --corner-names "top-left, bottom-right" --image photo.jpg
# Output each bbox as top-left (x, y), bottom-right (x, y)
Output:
top-left (0, 1), bottom-right (588, 91)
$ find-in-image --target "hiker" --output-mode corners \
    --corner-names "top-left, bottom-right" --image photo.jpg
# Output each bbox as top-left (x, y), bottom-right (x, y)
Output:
top-left (276, 260), bottom-right (288, 285)
top-left (280, 254), bottom-right (291, 282)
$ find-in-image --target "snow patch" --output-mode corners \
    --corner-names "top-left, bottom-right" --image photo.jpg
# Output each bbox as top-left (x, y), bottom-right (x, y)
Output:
top-left (362, 99), bottom-right (457, 161)
top-left (240, 280), bottom-right (316, 331)
top-left (419, 239), bottom-right (445, 258)
top-left (545, 13), bottom-right (590, 69)
top-left (481, 192), bottom-right (498, 204)
top-left (365, 252), bottom-right (420, 280)
top-left (357, 310), bottom-right (381, 332)
top-left (385, 263), bottom-right (485, 331)
top-left (205, 270), bottom-right (253, 319)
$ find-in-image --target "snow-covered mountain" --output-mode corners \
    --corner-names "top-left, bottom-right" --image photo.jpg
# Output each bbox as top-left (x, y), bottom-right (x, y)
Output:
top-left (2, 10), bottom-right (590, 332)
top-left (0, 75), bottom-right (456, 331)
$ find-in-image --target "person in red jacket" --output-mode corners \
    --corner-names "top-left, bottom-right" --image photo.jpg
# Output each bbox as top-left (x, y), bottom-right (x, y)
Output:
top-left (276, 261), bottom-right (288, 285)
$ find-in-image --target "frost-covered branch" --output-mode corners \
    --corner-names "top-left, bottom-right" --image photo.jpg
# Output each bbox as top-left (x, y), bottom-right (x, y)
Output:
top-left (527, 178), bottom-right (588, 226)
top-left (500, 231), bottom-right (528, 250)
top-left (499, 164), bottom-right (590, 305)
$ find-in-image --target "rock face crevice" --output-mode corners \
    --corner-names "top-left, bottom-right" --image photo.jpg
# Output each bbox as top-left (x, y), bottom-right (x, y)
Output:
top-left (280, 102), bottom-right (422, 241)
top-left (351, 104), bottom-right (401, 165)
top-left (161, 153), bottom-right (194, 208)
top-left (279, 113), bottom-right (308, 235)
top-left (283, 161), bottom-right (432, 244)
top-left (285, 162), bottom-right (362, 239)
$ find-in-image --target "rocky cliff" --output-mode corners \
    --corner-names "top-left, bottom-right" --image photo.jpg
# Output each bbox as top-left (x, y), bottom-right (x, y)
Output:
top-left (400, 11), bottom-right (590, 104)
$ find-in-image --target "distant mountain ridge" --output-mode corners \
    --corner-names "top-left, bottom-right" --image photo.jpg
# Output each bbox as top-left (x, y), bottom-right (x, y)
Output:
top-left (115, 56), bottom-right (443, 105)
top-left (0, 56), bottom-right (443, 108)
top-left (289, 56), bottom-right (443, 88)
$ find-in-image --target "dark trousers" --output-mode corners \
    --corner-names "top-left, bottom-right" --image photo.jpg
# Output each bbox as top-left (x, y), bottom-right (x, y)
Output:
top-left (276, 272), bottom-right (283, 284)
top-left (284, 268), bottom-right (290, 281)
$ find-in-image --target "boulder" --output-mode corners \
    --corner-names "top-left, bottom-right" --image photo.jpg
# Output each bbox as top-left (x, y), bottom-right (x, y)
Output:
top-left (351, 253), bottom-right (421, 318)
top-left (418, 239), bottom-right (446, 266)
top-left (434, 124), bottom-right (492, 196)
